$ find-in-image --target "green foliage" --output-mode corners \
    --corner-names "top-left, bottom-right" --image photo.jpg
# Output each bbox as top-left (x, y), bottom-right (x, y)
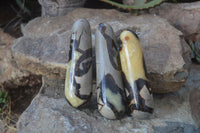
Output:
top-left (189, 41), bottom-right (200, 63)
top-left (168, 0), bottom-right (200, 3)
top-left (16, 0), bottom-right (31, 15)
top-left (170, 0), bottom-right (178, 3)
top-left (100, 0), bottom-right (165, 10)
top-left (0, 91), bottom-right (8, 112)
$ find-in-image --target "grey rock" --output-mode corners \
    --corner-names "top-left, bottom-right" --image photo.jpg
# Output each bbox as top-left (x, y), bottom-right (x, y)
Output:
top-left (11, 34), bottom-right (69, 79)
top-left (188, 64), bottom-right (200, 129)
top-left (17, 73), bottom-right (198, 133)
top-left (40, 76), bottom-right (65, 99)
top-left (150, 2), bottom-right (200, 38)
top-left (38, 0), bottom-right (86, 17)
top-left (189, 89), bottom-right (200, 129)
top-left (0, 29), bottom-right (42, 133)
top-left (153, 122), bottom-right (199, 133)
top-left (0, 120), bottom-right (5, 133)
top-left (185, 64), bottom-right (200, 89)
top-left (0, 29), bottom-right (30, 86)
top-left (21, 9), bottom-right (128, 38)
top-left (12, 8), bottom-right (191, 93)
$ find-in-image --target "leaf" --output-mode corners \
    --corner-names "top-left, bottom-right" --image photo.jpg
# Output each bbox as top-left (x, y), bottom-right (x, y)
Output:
top-left (0, 91), bottom-right (2, 98)
top-left (2, 99), bottom-right (6, 103)
top-left (4, 92), bottom-right (8, 99)
top-left (101, 0), bottom-right (165, 10)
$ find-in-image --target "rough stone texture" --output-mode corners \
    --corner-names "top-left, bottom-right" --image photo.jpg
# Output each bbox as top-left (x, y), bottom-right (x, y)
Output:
top-left (0, 29), bottom-right (42, 92)
top-left (187, 64), bottom-right (200, 129)
top-left (0, 29), bottom-right (30, 86)
top-left (21, 9), bottom-right (128, 38)
top-left (17, 68), bottom-right (200, 133)
top-left (184, 64), bottom-right (200, 90)
top-left (0, 29), bottom-right (42, 133)
top-left (12, 8), bottom-right (191, 93)
top-left (11, 35), bottom-right (69, 79)
top-left (0, 120), bottom-right (5, 133)
top-left (153, 122), bottom-right (199, 133)
top-left (150, 2), bottom-right (200, 41)
top-left (38, 0), bottom-right (87, 17)
top-left (190, 89), bottom-right (200, 129)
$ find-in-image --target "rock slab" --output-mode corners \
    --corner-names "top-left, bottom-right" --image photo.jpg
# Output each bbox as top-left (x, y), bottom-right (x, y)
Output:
top-left (0, 29), bottom-right (22, 82)
top-left (17, 68), bottom-right (200, 133)
top-left (187, 64), bottom-right (200, 129)
top-left (39, 0), bottom-right (86, 17)
top-left (150, 1), bottom-right (200, 40)
top-left (11, 8), bottom-right (191, 93)
top-left (190, 89), bottom-right (200, 129)
top-left (0, 29), bottom-right (31, 87)
top-left (0, 120), bottom-right (5, 133)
